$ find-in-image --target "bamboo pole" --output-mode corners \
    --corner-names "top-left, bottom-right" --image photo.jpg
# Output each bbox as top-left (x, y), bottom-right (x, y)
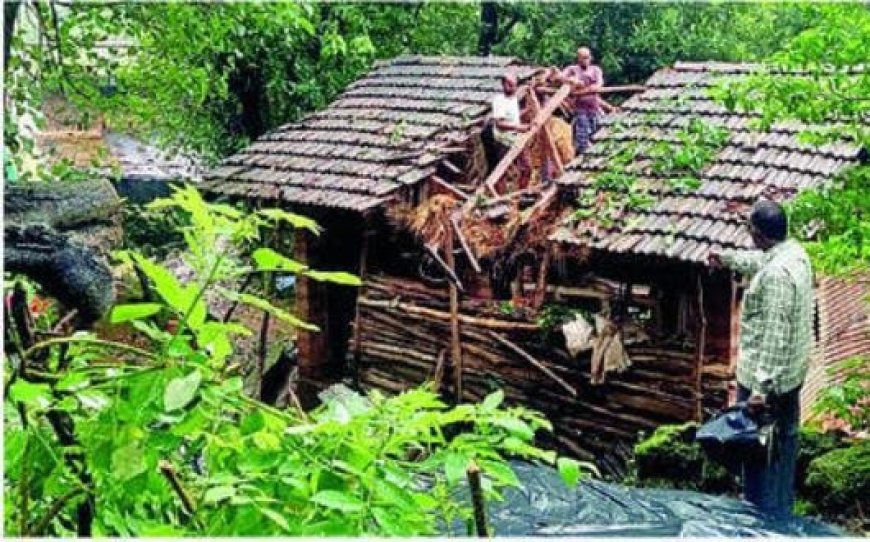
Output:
top-left (695, 274), bottom-right (707, 421)
top-left (450, 215), bottom-right (482, 274)
top-left (446, 223), bottom-right (463, 402)
top-left (487, 331), bottom-right (578, 397)
top-left (358, 298), bottom-right (540, 332)
top-left (430, 175), bottom-right (470, 201)
top-left (527, 90), bottom-right (564, 177)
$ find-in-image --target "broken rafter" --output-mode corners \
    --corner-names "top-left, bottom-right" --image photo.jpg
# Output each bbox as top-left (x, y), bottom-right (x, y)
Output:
top-left (430, 175), bottom-right (470, 201)
top-left (487, 330), bottom-right (578, 397)
top-left (527, 90), bottom-right (564, 177)
top-left (449, 214), bottom-right (482, 274)
top-left (483, 84), bottom-right (572, 197)
top-left (424, 242), bottom-right (464, 293)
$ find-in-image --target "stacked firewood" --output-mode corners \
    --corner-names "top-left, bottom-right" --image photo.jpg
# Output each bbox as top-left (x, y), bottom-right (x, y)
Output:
top-left (352, 274), bottom-right (729, 476)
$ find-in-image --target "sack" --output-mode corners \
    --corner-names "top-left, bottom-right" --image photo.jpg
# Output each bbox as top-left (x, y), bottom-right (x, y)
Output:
top-left (695, 403), bottom-right (772, 473)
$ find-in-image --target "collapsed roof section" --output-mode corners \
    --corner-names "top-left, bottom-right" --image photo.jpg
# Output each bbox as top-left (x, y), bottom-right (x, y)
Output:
top-left (202, 55), bottom-right (537, 212)
top-left (551, 61), bottom-right (866, 264)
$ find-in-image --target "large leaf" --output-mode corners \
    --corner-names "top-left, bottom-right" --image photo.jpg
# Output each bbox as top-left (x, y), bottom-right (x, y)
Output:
top-left (479, 459), bottom-right (521, 488)
top-left (252, 248), bottom-right (308, 274)
top-left (203, 485), bottom-right (236, 504)
top-left (310, 490), bottom-right (364, 513)
top-left (110, 303), bottom-right (164, 323)
top-left (9, 381), bottom-right (53, 409)
top-left (492, 416), bottom-right (535, 441)
top-left (303, 269), bottom-right (362, 286)
top-left (111, 440), bottom-right (146, 481)
top-left (131, 254), bottom-right (188, 313)
top-left (444, 452), bottom-right (469, 486)
top-left (481, 390), bottom-right (504, 412)
top-left (222, 290), bottom-right (318, 331)
top-left (164, 370), bottom-right (202, 412)
top-left (257, 208), bottom-right (321, 234)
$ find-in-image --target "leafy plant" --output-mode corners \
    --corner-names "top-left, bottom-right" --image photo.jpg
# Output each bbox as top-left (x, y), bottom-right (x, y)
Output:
top-left (4, 185), bottom-right (588, 536)
top-left (813, 356), bottom-right (870, 437)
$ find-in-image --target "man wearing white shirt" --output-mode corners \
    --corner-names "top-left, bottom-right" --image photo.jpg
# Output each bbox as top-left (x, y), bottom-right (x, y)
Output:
top-left (491, 73), bottom-right (528, 156)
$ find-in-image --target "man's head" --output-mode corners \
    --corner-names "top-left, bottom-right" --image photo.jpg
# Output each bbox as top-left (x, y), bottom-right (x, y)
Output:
top-left (749, 200), bottom-right (788, 250)
top-left (501, 73), bottom-right (518, 96)
top-left (576, 47), bottom-right (593, 68)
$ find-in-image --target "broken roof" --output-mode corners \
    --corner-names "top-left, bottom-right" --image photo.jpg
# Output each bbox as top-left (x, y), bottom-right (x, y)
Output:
top-left (551, 61), bottom-right (867, 265)
top-left (202, 55), bottom-right (536, 212)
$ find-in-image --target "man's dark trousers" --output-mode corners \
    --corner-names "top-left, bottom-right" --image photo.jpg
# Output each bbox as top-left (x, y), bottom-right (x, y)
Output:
top-left (737, 384), bottom-right (801, 519)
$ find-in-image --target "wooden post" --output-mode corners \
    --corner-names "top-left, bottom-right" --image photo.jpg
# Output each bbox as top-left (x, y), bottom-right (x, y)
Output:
top-left (694, 274), bottom-right (707, 421)
top-left (295, 229), bottom-right (328, 405)
top-left (351, 226), bottom-right (371, 366)
top-left (527, 89), bottom-right (564, 177)
top-left (445, 223), bottom-right (463, 402)
top-left (533, 248), bottom-right (551, 309)
top-left (466, 462), bottom-right (488, 537)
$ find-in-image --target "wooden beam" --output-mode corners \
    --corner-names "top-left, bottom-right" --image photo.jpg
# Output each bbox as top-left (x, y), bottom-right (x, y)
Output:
top-left (450, 215), bottom-right (482, 274)
top-left (430, 175), bottom-right (470, 201)
top-left (487, 331), bottom-right (578, 397)
top-left (482, 84), bottom-right (573, 197)
top-left (424, 243), bottom-right (464, 293)
top-left (446, 226), bottom-right (463, 402)
top-left (694, 273), bottom-right (707, 421)
top-left (527, 90), bottom-right (564, 177)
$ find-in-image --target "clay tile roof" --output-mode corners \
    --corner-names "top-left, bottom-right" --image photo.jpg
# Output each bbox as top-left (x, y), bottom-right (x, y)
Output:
top-left (553, 61), bottom-right (867, 265)
top-left (202, 55), bottom-right (537, 212)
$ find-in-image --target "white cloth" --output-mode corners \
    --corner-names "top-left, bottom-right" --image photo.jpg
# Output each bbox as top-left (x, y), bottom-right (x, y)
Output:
top-left (562, 314), bottom-right (595, 357)
top-left (492, 93), bottom-right (521, 147)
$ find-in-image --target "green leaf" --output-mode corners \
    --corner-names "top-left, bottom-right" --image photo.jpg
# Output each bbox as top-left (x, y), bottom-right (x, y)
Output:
top-left (481, 390), bottom-right (504, 412)
top-left (9, 380), bottom-right (52, 409)
top-left (303, 269), bottom-right (362, 286)
top-left (110, 303), bottom-right (163, 323)
top-left (252, 248), bottom-right (308, 274)
top-left (164, 370), bottom-right (202, 412)
top-left (479, 459), bottom-right (521, 488)
top-left (56, 371), bottom-right (90, 392)
top-left (252, 431), bottom-right (281, 451)
top-left (259, 507), bottom-right (290, 532)
top-left (131, 254), bottom-right (188, 313)
top-left (557, 457), bottom-right (582, 488)
top-left (203, 485), bottom-right (236, 503)
top-left (310, 490), bottom-right (364, 513)
top-left (112, 440), bottom-right (146, 481)
top-left (492, 416), bottom-right (535, 441)
top-left (372, 506), bottom-right (405, 536)
top-left (257, 208), bottom-right (321, 234)
top-left (224, 290), bottom-right (318, 331)
top-left (444, 452), bottom-right (468, 486)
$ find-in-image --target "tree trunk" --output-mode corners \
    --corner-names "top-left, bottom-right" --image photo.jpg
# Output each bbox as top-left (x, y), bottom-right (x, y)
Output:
top-left (4, 179), bottom-right (122, 327)
top-left (478, 2), bottom-right (498, 56)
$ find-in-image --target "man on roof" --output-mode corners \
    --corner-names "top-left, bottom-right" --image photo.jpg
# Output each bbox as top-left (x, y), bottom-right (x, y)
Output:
top-left (709, 200), bottom-right (814, 520)
top-left (491, 72), bottom-right (529, 154)
top-left (558, 46), bottom-right (604, 153)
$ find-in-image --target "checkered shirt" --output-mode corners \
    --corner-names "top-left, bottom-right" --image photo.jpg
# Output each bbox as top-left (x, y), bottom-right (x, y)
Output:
top-left (723, 239), bottom-right (814, 396)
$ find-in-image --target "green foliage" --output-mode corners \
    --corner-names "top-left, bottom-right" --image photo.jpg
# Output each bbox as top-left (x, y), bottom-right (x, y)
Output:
top-left (4, 186), bottom-right (585, 536)
top-left (812, 356), bottom-right (870, 436)
top-left (804, 440), bottom-right (870, 523)
top-left (712, 4), bottom-right (870, 276)
top-left (632, 423), bottom-right (732, 494)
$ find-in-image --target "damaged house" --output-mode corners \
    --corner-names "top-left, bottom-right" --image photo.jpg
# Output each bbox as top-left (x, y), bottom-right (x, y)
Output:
top-left (203, 56), bottom-right (869, 475)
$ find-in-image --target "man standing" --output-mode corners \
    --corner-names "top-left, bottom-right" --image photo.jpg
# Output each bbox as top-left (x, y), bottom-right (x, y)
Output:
top-left (710, 200), bottom-right (814, 519)
top-left (560, 46), bottom-right (603, 153)
top-left (491, 72), bottom-right (528, 154)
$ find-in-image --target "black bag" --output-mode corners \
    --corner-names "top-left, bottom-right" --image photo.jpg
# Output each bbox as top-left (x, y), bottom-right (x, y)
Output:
top-left (695, 402), bottom-right (774, 473)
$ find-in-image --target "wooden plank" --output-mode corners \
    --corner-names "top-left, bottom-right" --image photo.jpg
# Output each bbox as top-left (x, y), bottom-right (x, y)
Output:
top-left (446, 225), bottom-right (463, 401)
top-left (450, 215), bottom-right (482, 274)
top-left (482, 84), bottom-right (573, 197)
top-left (487, 331), bottom-right (578, 397)
top-left (527, 90), bottom-right (564, 177)
top-left (430, 175), bottom-right (470, 200)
